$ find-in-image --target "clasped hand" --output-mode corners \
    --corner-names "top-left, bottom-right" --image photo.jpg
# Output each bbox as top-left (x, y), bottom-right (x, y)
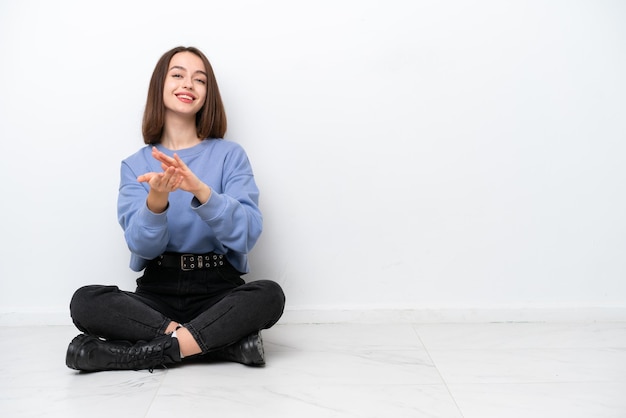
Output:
top-left (137, 147), bottom-right (206, 196)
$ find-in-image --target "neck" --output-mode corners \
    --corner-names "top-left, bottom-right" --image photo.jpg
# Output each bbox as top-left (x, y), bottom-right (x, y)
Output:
top-left (161, 113), bottom-right (201, 150)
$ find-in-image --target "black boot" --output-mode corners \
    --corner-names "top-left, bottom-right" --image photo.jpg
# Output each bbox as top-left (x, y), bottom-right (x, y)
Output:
top-left (66, 334), bottom-right (181, 372)
top-left (211, 332), bottom-right (265, 366)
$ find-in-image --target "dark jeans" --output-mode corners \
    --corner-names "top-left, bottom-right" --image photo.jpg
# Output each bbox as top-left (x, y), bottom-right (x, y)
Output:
top-left (69, 261), bottom-right (285, 354)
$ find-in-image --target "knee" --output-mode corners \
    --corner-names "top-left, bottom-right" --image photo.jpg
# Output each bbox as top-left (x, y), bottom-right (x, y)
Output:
top-left (255, 280), bottom-right (286, 318)
top-left (69, 285), bottom-right (118, 323)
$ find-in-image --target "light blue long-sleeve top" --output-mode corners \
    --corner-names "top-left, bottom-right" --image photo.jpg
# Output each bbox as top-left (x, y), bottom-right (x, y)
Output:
top-left (117, 138), bottom-right (262, 273)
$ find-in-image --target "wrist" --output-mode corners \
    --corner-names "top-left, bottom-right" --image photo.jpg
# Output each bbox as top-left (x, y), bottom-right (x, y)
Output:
top-left (147, 190), bottom-right (169, 213)
top-left (193, 183), bottom-right (212, 205)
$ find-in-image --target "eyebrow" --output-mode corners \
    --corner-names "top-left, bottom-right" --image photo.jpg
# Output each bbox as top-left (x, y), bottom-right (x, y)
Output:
top-left (169, 65), bottom-right (207, 77)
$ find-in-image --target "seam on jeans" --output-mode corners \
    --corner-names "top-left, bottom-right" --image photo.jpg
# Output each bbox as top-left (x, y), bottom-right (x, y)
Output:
top-left (121, 317), bottom-right (169, 340)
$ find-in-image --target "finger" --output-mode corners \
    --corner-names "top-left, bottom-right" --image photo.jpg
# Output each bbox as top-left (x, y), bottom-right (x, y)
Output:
top-left (149, 173), bottom-right (174, 192)
top-left (137, 172), bottom-right (156, 183)
top-left (173, 153), bottom-right (188, 169)
top-left (160, 166), bottom-right (177, 182)
top-left (163, 172), bottom-right (182, 191)
top-left (173, 154), bottom-right (194, 176)
top-left (151, 148), bottom-right (169, 166)
top-left (153, 147), bottom-right (177, 166)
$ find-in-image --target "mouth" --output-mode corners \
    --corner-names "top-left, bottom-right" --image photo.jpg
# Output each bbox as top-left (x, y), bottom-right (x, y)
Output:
top-left (175, 93), bottom-right (195, 103)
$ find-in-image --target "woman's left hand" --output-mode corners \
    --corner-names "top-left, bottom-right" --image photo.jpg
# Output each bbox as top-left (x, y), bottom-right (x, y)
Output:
top-left (151, 147), bottom-right (212, 203)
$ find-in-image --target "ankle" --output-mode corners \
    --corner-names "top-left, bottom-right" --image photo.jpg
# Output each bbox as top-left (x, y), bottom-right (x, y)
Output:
top-left (164, 321), bottom-right (180, 334)
top-left (174, 326), bottom-right (202, 357)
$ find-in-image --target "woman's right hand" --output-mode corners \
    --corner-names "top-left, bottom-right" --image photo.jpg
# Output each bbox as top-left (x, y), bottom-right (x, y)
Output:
top-left (137, 167), bottom-right (183, 213)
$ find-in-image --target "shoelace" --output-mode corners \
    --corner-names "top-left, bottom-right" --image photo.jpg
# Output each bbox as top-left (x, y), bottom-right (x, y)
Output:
top-left (115, 341), bottom-right (167, 370)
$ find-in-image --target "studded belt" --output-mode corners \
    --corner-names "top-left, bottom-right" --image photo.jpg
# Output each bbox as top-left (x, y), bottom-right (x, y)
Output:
top-left (151, 252), bottom-right (227, 271)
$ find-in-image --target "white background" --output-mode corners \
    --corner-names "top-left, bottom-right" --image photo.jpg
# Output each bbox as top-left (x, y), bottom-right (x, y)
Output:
top-left (1, 0), bottom-right (625, 320)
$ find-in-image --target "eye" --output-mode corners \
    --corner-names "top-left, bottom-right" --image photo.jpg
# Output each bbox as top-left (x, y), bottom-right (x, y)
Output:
top-left (195, 78), bottom-right (206, 85)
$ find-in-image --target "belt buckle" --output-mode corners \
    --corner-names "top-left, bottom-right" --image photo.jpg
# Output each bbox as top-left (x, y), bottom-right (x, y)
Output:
top-left (180, 254), bottom-right (197, 271)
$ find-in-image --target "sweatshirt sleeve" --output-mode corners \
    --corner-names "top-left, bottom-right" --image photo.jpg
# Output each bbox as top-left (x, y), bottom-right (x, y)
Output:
top-left (117, 160), bottom-right (170, 262)
top-left (191, 145), bottom-right (263, 255)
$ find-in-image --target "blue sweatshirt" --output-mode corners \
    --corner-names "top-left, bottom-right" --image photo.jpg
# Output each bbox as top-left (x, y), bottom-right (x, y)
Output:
top-left (117, 139), bottom-right (262, 273)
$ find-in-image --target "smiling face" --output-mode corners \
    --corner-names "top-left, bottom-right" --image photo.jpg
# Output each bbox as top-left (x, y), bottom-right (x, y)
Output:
top-left (162, 51), bottom-right (208, 119)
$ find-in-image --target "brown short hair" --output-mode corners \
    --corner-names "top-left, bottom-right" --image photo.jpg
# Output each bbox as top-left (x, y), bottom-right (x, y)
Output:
top-left (142, 46), bottom-right (227, 144)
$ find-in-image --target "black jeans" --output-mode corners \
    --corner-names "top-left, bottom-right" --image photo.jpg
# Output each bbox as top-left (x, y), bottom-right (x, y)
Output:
top-left (69, 261), bottom-right (285, 354)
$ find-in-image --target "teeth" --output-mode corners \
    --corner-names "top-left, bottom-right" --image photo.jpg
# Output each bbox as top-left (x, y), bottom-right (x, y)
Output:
top-left (178, 94), bottom-right (193, 101)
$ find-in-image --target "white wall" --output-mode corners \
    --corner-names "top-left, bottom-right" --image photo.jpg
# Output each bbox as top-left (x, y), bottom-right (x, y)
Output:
top-left (1, 0), bottom-right (625, 322)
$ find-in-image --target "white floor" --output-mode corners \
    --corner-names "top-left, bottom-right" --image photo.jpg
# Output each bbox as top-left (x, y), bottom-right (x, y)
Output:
top-left (1, 321), bottom-right (626, 417)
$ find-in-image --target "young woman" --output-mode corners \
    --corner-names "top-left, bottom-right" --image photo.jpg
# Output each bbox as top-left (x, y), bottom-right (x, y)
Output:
top-left (66, 46), bottom-right (285, 372)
